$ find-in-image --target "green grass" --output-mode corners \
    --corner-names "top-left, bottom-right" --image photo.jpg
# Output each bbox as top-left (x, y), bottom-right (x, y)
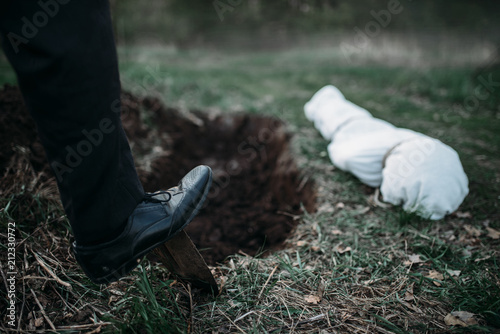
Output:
top-left (0, 53), bottom-right (16, 84)
top-left (1, 40), bottom-right (499, 333)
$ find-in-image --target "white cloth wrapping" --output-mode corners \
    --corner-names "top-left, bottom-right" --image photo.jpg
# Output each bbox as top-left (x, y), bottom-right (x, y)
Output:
top-left (305, 85), bottom-right (469, 219)
top-left (304, 85), bottom-right (372, 140)
top-left (328, 121), bottom-right (422, 187)
top-left (381, 137), bottom-right (469, 219)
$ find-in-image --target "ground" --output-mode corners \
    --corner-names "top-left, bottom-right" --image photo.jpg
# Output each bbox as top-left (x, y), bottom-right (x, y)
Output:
top-left (0, 35), bottom-right (499, 333)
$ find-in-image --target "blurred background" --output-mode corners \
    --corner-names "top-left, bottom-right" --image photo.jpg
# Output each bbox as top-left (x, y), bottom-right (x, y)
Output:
top-left (100, 0), bottom-right (500, 123)
top-left (110, 0), bottom-right (500, 51)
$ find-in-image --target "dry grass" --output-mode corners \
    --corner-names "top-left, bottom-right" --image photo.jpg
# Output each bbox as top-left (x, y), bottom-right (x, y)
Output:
top-left (1, 40), bottom-right (499, 333)
top-left (1, 136), bottom-right (497, 333)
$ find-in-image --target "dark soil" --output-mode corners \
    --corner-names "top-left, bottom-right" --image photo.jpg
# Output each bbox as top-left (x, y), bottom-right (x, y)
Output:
top-left (0, 84), bottom-right (316, 265)
top-left (0, 85), bottom-right (50, 176)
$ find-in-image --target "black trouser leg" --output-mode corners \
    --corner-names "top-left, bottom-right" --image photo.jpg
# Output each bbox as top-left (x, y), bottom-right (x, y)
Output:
top-left (0, 0), bottom-right (144, 245)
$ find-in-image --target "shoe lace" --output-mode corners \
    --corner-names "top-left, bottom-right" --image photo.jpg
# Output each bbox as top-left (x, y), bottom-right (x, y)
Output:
top-left (143, 190), bottom-right (172, 203)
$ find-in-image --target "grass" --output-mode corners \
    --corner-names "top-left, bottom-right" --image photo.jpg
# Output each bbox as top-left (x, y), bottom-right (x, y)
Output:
top-left (1, 36), bottom-right (499, 333)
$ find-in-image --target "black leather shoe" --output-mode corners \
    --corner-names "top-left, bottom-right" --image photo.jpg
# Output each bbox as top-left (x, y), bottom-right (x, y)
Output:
top-left (73, 165), bottom-right (212, 284)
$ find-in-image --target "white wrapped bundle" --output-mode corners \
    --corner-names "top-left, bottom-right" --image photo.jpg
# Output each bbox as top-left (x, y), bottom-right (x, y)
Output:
top-left (328, 122), bottom-right (422, 187)
top-left (304, 85), bottom-right (372, 140)
top-left (304, 85), bottom-right (469, 219)
top-left (304, 85), bottom-right (345, 121)
top-left (381, 137), bottom-right (469, 220)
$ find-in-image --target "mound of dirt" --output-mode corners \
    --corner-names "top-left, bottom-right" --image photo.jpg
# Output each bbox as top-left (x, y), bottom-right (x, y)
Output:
top-left (0, 85), bottom-right (316, 264)
top-left (0, 85), bottom-right (55, 206)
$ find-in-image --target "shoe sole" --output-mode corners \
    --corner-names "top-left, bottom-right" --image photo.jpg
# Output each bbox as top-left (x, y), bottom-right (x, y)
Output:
top-left (92, 167), bottom-right (213, 284)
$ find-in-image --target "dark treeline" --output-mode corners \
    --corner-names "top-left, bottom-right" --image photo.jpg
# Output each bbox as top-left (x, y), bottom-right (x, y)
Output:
top-left (110, 0), bottom-right (500, 45)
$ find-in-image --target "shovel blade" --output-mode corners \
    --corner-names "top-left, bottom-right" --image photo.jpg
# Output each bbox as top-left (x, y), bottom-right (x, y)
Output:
top-left (154, 230), bottom-right (219, 295)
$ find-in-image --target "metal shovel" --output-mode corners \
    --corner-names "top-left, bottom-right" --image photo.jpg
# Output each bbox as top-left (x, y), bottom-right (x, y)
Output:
top-left (153, 230), bottom-right (219, 295)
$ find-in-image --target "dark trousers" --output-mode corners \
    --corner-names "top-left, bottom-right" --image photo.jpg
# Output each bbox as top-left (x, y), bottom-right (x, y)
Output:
top-left (0, 0), bottom-right (145, 245)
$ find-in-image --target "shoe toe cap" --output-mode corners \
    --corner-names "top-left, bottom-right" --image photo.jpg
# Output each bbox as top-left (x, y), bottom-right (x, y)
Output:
top-left (181, 165), bottom-right (212, 190)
